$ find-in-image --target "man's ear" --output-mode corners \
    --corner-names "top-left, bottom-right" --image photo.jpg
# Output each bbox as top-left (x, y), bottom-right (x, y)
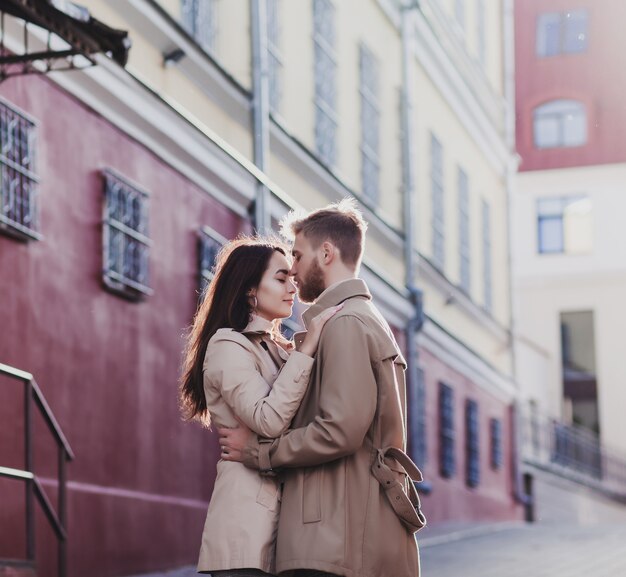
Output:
top-left (320, 241), bottom-right (338, 265)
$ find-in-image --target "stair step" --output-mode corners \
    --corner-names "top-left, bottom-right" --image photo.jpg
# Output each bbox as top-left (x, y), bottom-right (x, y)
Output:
top-left (0, 560), bottom-right (37, 577)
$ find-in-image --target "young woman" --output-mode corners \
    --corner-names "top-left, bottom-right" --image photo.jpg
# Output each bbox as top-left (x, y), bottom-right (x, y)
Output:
top-left (180, 237), bottom-right (339, 577)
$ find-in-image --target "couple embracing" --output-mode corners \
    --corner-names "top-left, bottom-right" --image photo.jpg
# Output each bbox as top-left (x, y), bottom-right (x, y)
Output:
top-left (180, 199), bottom-right (426, 577)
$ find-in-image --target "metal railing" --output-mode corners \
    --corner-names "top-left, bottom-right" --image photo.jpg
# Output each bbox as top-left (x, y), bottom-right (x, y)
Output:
top-left (519, 404), bottom-right (626, 500)
top-left (0, 362), bottom-right (74, 577)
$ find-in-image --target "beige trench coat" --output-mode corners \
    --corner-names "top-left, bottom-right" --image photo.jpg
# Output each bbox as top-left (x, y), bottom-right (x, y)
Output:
top-left (197, 315), bottom-right (314, 574)
top-left (241, 279), bottom-right (423, 577)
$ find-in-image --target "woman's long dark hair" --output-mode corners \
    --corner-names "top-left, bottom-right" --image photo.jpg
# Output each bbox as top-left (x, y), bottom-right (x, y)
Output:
top-left (180, 236), bottom-right (288, 426)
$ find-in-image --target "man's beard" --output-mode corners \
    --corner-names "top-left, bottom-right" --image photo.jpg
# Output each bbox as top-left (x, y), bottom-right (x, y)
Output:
top-left (297, 258), bottom-right (326, 304)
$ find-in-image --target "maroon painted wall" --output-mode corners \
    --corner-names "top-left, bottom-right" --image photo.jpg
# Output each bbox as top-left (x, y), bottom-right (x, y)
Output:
top-left (0, 74), bottom-right (247, 577)
top-left (417, 348), bottom-right (523, 525)
top-left (515, 0), bottom-right (626, 171)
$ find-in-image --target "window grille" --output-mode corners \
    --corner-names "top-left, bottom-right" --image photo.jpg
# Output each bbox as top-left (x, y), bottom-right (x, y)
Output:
top-left (490, 417), bottom-right (503, 470)
top-left (359, 43), bottom-right (380, 204)
top-left (0, 98), bottom-right (40, 240)
top-left (181, 0), bottom-right (218, 55)
top-left (414, 366), bottom-right (427, 469)
top-left (458, 167), bottom-right (470, 294)
top-left (430, 133), bottom-right (445, 269)
top-left (313, 0), bottom-right (337, 167)
top-left (199, 226), bottom-right (226, 295)
top-left (439, 382), bottom-right (455, 478)
top-left (466, 399), bottom-right (480, 487)
top-left (267, 0), bottom-right (283, 114)
top-left (102, 170), bottom-right (152, 298)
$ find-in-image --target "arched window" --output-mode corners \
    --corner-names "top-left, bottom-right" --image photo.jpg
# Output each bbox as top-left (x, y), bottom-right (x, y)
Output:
top-left (533, 99), bottom-right (587, 149)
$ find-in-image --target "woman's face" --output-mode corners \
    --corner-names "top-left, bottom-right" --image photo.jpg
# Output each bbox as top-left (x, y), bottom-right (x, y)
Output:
top-left (253, 250), bottom-right (296, 321)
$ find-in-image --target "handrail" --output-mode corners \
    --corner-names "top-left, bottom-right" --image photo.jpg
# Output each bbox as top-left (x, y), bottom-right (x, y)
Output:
top-left (0, 362), bottom-right (73, 577)
top-left (31, 379), bottom-right (75, 460)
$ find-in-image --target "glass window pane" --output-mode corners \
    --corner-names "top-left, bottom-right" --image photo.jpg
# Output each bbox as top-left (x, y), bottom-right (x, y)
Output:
top-left (563, 10), bottom-right (588, 53)
top-left (534, 116), bottom-right (560, 148)
top-left (538, 216), bottom-right (564, 253)
top-left (563, 110), bottom-right (587, 146)
top-left (536, 13), bottom-right (561, 57)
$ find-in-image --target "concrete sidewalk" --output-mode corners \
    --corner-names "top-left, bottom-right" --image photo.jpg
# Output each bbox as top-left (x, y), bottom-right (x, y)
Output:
top-left (124, 520), bottom-right (626, 577)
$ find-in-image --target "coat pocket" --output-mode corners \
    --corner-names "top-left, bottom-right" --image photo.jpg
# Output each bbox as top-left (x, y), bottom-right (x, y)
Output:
top-left (302, 467), bottom-right (322, 523)
top-left (256, 477), bottom-right (280, 512)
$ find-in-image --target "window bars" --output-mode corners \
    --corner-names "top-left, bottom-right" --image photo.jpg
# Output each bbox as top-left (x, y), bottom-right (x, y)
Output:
top-left (181, 0), bottom-right (218, 56)
top-left (102, 170), bottom-right (152, 298)
top-left (0, 98), bottom-right (40, 240)
top-left (313, 0), bottom-right (337, 168)
top-left (359, 43), bottom-right (380, 204)
top-left (199, 225), bottom-right (227, 295)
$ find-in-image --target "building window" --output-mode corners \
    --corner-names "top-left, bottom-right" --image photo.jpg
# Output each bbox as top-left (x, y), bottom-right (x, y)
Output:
top-left (102, 170), bottom-right (152, 299)
top-left (536, 10), bottom-right (588, 57)
top-left (537, 195), bottom-right (593, 255)
top-left (477, 0), bottom-right (486, 66)
top-left (458, 167), bottom-right (470, 294)
top-left (267, 0), bottom-right (283, 114)
top-left (430, 133), bottom-right (445, 270)
top-left (490, 418), bottom-right (503, 470)
top-left (313, 0), bottom-right (337, 168)
top-left (199, 226), bottom-right (226, 295)
top-left (466, 399), bottom-right (480, 488)
top-left (0, 99), bottom-right (40, 241)
top-left (414, 366), bottom-right (427, 469)
top-left (533, 100), bottom-right (587, 149)
top-left (359, 43), bottom-right (380, 204)
top-left (181, 0), bottom-right (218, 55)
top-left (481, 199), bottom-right (492, 312)
top-left (439, 383), bottom-right (455, 479)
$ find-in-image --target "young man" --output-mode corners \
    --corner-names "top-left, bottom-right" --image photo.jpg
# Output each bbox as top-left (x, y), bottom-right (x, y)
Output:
top-left (219, 199), bottom-right (425, 577)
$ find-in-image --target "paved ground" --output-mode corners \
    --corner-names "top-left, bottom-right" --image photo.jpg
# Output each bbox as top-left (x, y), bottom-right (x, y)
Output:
top-left (419, 521), bottom-right (626, 577)
top-left (126, 520), bottom-right (626, 577)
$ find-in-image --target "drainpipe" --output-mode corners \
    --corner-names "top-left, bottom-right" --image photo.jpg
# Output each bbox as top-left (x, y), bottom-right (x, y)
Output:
top-left (502, 0), bottom-right (530, 510)
top-left (251, 0), bottom-right (270, 233)
top-left (401, 0), bottom-right (428, 490)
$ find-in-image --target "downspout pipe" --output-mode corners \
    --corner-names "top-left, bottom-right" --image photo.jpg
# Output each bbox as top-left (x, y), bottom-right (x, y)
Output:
top-left (251, 0), bottom-right (270, 233)
top-left (401, 0), bottom-right (429, 492)
top-left (502, 0), bottom-right (531, 510)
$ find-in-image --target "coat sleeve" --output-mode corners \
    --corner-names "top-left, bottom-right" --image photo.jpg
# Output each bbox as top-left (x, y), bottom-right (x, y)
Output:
top-left (204, 338), bottom-right (314, 437)
top-left (243, 315), bottom-right (378, 470)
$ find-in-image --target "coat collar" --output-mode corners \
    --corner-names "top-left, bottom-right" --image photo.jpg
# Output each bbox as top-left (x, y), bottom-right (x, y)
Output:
top-left (301, 278), bottom-right (371, 328)
top-left (241, 314), bottom-right (274, 335)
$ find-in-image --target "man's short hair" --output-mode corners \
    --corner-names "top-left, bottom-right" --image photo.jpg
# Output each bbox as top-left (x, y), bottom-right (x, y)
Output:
top-left (280, 198), bottom-right (368, 269)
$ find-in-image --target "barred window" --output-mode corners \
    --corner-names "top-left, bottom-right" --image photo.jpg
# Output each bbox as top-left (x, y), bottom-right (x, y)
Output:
top-left (490, 417), bottom-right (503, 470)
top-left (313, 0), bottom-right (337, 167)
top-left (439, 383), bottom-right (455, 478)
top-left (267, 0), bottom-right (283, 114)
top-left (466, 399), bottom-right (480, 487)
top-left (414, 366), bottom-right (427, 469)
top-left (181, 0), bottom-right (218, 55)
top-left (430, 133), bottom-right (445, 270)
top-left (482, 199), bottom-right (492, 312)
top-left (359, 43), bottom-right (380, 204)
top-left (102, 170), bottom-right (152, 298)
top-left (199, 225), bottom-right (226, 295)
top-left (0, 99), bottom-right (40, 241)
top-left (458, 167), bottom-right (470, 294)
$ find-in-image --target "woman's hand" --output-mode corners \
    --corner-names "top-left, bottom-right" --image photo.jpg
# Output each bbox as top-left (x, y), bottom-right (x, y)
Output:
top-left (299, 304), bottom-right (343, 357)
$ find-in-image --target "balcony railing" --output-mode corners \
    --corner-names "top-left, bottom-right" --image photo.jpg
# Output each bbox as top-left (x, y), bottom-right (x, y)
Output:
top-left (519, 404), bottom-right (626, 500)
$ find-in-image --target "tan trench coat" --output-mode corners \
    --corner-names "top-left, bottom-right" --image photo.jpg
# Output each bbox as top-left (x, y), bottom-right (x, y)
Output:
top-left (197, 315), bottom-right (314, 574)
top-left (241, 279), bottom-right (423, 577)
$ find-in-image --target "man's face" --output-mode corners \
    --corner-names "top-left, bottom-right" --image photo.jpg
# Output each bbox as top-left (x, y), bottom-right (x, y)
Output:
top-left (290, 233), bottom-right (327, 304)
